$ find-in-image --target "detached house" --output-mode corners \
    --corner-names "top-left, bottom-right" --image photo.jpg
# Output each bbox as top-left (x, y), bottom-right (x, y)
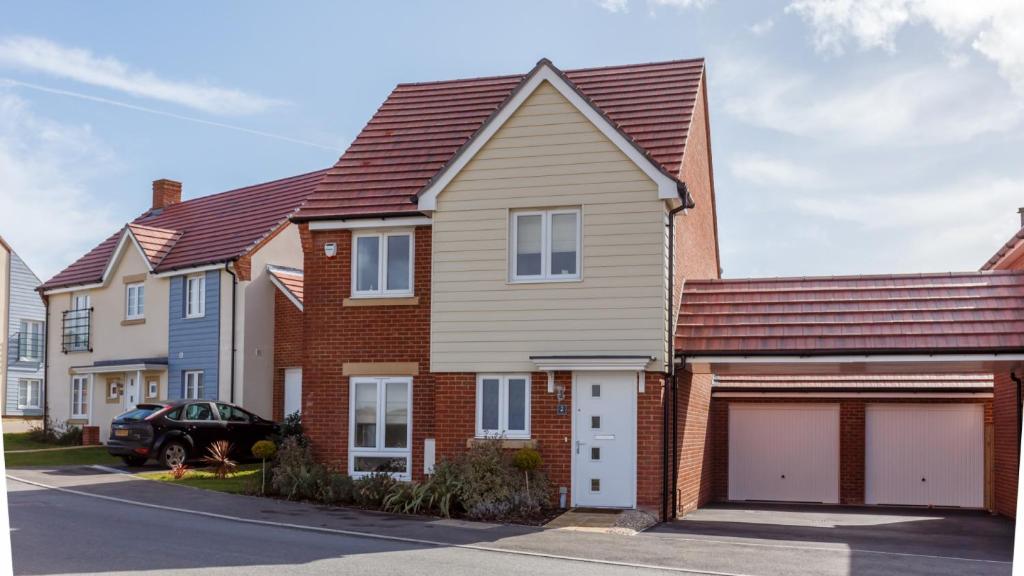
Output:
top-left (285, 58), bottom-right (720, 518)
top-left (39, 171), bottom-right (326, 441)
top-left (1, 237), bottom-right (46, 432)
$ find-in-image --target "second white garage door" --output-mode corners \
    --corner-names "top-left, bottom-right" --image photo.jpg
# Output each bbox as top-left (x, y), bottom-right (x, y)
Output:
top-left (866, 404), bottom-right (983, 508)
top-left (729, 404), bottom-right (839, 503)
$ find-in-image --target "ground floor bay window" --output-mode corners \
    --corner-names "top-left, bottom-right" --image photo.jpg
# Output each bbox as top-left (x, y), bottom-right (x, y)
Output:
top-left (349, 376), bottom-right (412, 479)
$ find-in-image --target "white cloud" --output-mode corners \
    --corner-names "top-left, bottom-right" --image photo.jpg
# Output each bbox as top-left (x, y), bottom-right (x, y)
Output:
top-left (0, 36), bottom-right (283, 115)
top-left (731, 154), bottom-right (826, 188)
top-left (717, 55), bottom-right (1024, 146)
top-left (787, 0), bottom-right (1024, 95)
top-left (0, 90), bottom-right (120, 280)
top-left (596, 0), bottom-right (629, 13)
top-left (749, 18), bottom-right (775, 36)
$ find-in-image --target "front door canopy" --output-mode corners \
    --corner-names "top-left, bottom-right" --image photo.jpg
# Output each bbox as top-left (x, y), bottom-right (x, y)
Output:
top-left (676, 271), bottom-right (1024, 375)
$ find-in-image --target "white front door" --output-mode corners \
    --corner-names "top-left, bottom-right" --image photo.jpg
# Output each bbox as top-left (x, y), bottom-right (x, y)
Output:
top-left (284, 368), bottom-right (302, 416)
top-left (728, 404), bottom-right (839, 503)
top-left (123, 375), bottom-right (140, 410)
top-left (573, 371), bottom-right (636, 508)
top-left (865, 404), bottom-right (983, 508)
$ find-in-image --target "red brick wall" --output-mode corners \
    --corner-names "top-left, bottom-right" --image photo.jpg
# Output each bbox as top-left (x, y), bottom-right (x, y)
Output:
top-left (676, 76), bottom-right (720, 284)
top-left (300, 224), bottom-right (433, 478)
top-left (993, 372), bottom-right (1018, 518)
top-left (709, 397), bottom-right (993, 507)
top-left (272, 289), bottom-right (303, 421)
top-left (637, 372), bottom-right (666, 516)
top-left (674, 371), bottom-right (713, 515)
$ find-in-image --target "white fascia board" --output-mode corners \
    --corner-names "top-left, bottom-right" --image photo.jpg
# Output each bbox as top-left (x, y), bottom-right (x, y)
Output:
top-left (45, 228), bottom-right (152, 295)
top-left (151, 263), bottom-right (226, 278)
top-left (72, 363), bottom-right (168, 374)
top-left (268, 272), bottom-right (304, 312)
top-left (308, 217), bottom-right (432, 231)
top-left (532, 355), bottom-right (655, 372)
top-left (417, 64), bottom-right (679, 212)
top-left (43, 282), bottom-right (104, 296)
top-left (713, 391), bottom-right (993, 399)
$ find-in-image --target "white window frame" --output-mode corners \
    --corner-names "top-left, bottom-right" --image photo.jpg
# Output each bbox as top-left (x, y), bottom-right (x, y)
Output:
top-left (19, 319), bottom-right (43, 361)
top-left (148, 380), bottom-right (159, 398)
top-left (125, 282), bottom-right (145, 320)
top-left (185, 274), bottom-right (206, 318)
top-left (350, 230), bottom-right (414, 298)
top-left (184, 370), bottom-right (203, 399)
top-left (475, 374), bottom-right (531, 439)
top-left (107, 380), bottom-right (120, 399)
top-left (348, 376), bottom-right (413, 480)
top-left (71, 375), bottom-right (90, 419)
top-left (17, 379), bottom-right (41, 410)
top-left (510, 208), bottom-right (581, 282)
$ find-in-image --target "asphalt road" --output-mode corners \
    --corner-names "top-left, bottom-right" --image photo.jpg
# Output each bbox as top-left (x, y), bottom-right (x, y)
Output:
top-left (7, 477), bottom-right (669, 576)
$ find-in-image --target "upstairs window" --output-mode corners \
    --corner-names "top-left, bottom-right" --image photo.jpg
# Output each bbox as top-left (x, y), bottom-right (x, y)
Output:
top-left (18, 320), bottom-right (43, 361)
top-left (511, 208), bottom-right (580, 282)
top-left (185, 274), bottom-right (205, 318)
top-left (125, 282), bottom-right (145, 320)
top-left (352, 231), bottom-right (413, 297)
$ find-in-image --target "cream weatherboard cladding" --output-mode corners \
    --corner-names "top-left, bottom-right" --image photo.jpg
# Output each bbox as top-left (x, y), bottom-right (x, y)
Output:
top-left (430, 81), bottom-right (668, 373)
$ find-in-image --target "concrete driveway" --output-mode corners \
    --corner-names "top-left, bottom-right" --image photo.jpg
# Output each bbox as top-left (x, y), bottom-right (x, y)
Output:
top-left (651, 502), bottom-right (1014, 576)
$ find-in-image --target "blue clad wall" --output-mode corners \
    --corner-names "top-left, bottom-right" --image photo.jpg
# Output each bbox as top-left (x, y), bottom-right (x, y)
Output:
top-left (5, 251), bottom-right (45, 416)
top-left (168, 270), bottom-right (220, 400)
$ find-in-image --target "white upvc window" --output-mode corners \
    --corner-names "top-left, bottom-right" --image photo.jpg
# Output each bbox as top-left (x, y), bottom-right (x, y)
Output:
top-left (71, 375), bottom-right (90, 419)
top-left (107, 380), bottom-right (120, 399)
top-left (125, 282), bottom-right (145, 319)
top-left (184, 371), bottom-right (203, 399)
top-left (510, 208), bottom-right (581, 282)
top-left (18, 379), bottom-right (41, 410)
top-left (19, 319), bottom-right (43, 361)
top-left (185, 274), bottom-right (206, 318)
top-left (148, 380), bottom-right (159, 398)
top-left (476, 374), bottom-right (531, 439)
top-left (352, 231), bottom-right (413, 297)
top-left (349, 376), bottom-right (412, 479)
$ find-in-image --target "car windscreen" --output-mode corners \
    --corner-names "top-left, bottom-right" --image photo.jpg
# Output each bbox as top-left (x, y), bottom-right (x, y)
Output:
top-left (116, 405), bottom-right (163, 422)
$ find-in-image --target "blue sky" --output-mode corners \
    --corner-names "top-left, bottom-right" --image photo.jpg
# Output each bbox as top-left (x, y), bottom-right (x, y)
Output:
top-left (2, 0), bottom-right (1022, 280)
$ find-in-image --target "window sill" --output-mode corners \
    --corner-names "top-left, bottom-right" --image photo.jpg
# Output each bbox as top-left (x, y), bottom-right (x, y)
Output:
top-left (67, 418), bottom-right (88, 425)
top-left (121, 318), bottom-right (145, 326)
top-left (508, 277), bottom-right (582, 285)
top-left (466, 437), bottom-right (537, 449)
top-left (343, 296), bottom-right (419, 307)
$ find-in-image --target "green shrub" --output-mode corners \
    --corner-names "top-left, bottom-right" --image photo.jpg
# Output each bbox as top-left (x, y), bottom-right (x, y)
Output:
top-left (451, 439), bottom-right (550, 522)
top-left (512, 448), bottom-right (541, 472)
top-left (251, 440), bottom-right (277, 460)
top-left (269, 436), bottom-right (326, 500)
top-left (353, 472), bottom-right (396, 508)
top-left (280, 412), bottom-right (305, 442)
top-left (26, 419), bottom-right (58, 444)
top-left (27, 418), bottom-right (81, 446)
top-left (318, 471), bottom-right (355, 505)
top-left (56, 424), bottom-right (83, 446)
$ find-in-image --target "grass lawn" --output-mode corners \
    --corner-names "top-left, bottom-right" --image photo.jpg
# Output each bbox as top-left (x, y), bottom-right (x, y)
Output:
top-left (3, 433), bottom-right (61, 452)
top-left (139, 464), bottom-right (262, 494)
top-left (4, 447), bottom-right (122, 468)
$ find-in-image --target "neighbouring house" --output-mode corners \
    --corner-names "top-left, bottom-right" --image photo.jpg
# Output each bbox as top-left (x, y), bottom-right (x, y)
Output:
top-left (38, 171), bottom-right (327, 442)
top-left (980, 208), bottom-right (1024, 518)
top-left (0, 237), bottom-right (46, 433)
top-left (287, 57), bottom-right (720, 519)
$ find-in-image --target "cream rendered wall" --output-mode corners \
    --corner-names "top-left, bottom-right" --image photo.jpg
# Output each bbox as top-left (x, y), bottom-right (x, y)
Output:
top-left (236, 223), bottom-right (302, 418)
top-left (218, 268), bottom-right (233, 404)
top-left (430, 81), bottom-right (669, 373)
top-left (46, 242), bottom-right (169, 439)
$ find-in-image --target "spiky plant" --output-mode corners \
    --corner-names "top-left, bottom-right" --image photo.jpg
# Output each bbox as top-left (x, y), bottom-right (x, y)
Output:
top-left (170, 462), bottom-right (190, 480)
top-left (202, 441), bottom-right (237, 479)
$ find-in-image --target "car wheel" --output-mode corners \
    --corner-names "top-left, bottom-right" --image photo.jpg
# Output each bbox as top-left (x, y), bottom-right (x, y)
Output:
top-left (159, 441), bottom-right (188, 468)
top-left (121, 456), bottom-right (147, 467)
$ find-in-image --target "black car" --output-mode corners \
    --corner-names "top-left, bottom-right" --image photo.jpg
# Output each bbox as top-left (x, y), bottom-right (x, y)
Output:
top-left (107, 400), bottom-right (279, 468)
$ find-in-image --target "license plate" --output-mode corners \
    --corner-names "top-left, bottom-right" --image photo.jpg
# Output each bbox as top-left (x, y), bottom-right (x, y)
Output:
top-left (114, 429), bottom-right (129, 437)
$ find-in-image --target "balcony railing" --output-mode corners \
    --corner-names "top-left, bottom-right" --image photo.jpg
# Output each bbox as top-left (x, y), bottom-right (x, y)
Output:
top-left (62, 308), bottom-right (92, 353)
top-left (15, 331), bottom-right (44, 362)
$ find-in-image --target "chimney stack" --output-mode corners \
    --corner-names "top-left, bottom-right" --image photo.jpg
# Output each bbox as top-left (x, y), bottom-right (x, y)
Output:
top-left (152, 179), bottom-right (182, 211)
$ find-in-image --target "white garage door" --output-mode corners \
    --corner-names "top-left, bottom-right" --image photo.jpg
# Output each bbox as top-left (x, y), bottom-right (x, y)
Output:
top-left (866, 404), bottom-right (983, 508)
top-left (729, 404), bottom-right (839, 503)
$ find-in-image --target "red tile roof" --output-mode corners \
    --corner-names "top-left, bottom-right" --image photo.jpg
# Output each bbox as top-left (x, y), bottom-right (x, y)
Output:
top-left (714, 373), bottom-right (993, 392)
top-left (41, 170), bottom-right (328, 291)
top-left (268, 266), bottom-right (303, 306)
top-left (676, 271), bottom-right (1024, 355)
top-left (982, 227), bottom-right (1024, 270)
top-left (294, 58), bottom-right (704, 220)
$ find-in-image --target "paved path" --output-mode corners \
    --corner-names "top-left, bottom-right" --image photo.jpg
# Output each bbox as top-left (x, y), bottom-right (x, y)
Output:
top-left (6, 467), bottom-right (1014, 576)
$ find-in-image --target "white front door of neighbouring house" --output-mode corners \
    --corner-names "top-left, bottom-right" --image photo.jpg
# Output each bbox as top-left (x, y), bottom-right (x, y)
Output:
top-left (573, 371), bottom-right (636, 508)
top-left (284, 368), bottom-right (302, 416)
top-left (123, 375), bottom-right (140, 411)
